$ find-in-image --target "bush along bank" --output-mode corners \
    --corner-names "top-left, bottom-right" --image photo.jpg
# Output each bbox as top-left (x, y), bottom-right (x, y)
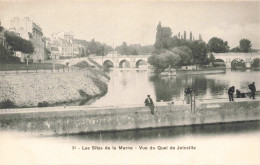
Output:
top-left (0, 68), bottom-right (109, 109)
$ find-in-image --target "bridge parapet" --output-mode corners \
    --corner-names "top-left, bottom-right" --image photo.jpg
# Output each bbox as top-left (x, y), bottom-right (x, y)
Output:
top-left (89, 55), bottom-right (151, 68)
top-left (213, 53), bottom-right (260, 68)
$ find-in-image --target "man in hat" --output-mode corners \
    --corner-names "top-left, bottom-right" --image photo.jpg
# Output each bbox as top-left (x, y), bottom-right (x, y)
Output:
top-left (248, 82), bottom-right (256, 99)
top-left (144, 95), bottom-right (154, 115)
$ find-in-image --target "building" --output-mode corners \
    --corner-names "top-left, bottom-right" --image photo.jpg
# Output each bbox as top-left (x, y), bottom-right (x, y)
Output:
top-left (0, 21), bottom-right (6, 47)
top-left (9, 17), bottom-right (45, 62)
top-left (47, 32), bottom-right (82, 59)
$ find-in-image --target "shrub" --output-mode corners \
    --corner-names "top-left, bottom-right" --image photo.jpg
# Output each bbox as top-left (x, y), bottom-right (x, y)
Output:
top-left (0, 100), bottom-right (16, 109)
top-left (38, 101), bottom-right (49, 107)
top-left (73, 61), bottom-right (90, 69)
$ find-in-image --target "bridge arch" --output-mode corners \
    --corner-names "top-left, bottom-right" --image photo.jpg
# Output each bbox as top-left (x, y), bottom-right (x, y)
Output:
top-left (103, 60), bottom-right (114, 69)
top-left (231, 58), bottom-right (246, 69)
top-left (135, 59), bottom-right (148, 68)
top-left (119, 59), bottom-right (130, 68)
top-left (251, 58), bottom-right (260, 68)
top-left (213, 59), bottom-right (226, 67)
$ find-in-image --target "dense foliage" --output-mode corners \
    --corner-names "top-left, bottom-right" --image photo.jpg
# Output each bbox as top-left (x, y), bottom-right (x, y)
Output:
top-left (230, 39), bottom-right (253, 53)
top-left (239, 39), bottom-right (252, 53)
top-left (0, 99), bottom-right (16, 109)
top-left (207, 37), bottom-right (229, 53)
top-left (5, 31), bottom-right (34, 54)
top-left (148, 50), bottom-right (181, 70)
top-left (0, 44), bottom-right (20, 63)
top-left (115, 42), bottom-right (138, 55)
top-left (148, 22), bottom-right (210, 70)
top-left (171, 46), bottom-right (192, 66)
top-left (87, 39), bottom-right (113, 56)
top-left (251, 58), bottom-right (260, 68)
top-left (73, 39), bottom-right (113, 56)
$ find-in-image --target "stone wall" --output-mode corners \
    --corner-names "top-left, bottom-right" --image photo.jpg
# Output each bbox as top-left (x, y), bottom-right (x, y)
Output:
top-left (0, 99), bottom-right (259, 136)
top-left (0, 69), bottom-right (109, 107)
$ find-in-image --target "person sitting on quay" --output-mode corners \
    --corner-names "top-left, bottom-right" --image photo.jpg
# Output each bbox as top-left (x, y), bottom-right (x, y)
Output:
top-left (228, 86), bottom-right (235, 102)
top-left (144, 95), bottom-right (155, 115)
top-left (184, 86), bottom-right (192, 104)
top-left (236, 89), bottom-right (246, 98)
top-left (248, 82), bottom-right (256, 99)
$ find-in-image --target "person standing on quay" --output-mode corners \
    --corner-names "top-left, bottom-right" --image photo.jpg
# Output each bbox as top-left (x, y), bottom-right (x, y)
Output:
top-left (248, 82), bottom-right (256, 99)
top-left (184, 86), bottom-right (192, 104)
top-left (144, 95), bottom-right (154, 115)
top-left (228, 86), bottom-right (235, 101)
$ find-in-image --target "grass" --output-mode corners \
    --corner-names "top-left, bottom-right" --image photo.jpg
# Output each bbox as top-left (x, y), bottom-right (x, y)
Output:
top-left (0, 63), bottom-right (66, 71)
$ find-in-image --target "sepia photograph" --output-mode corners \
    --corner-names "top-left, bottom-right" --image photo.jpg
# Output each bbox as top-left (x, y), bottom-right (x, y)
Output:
top-left (0, 0), bottom-right (259, 164)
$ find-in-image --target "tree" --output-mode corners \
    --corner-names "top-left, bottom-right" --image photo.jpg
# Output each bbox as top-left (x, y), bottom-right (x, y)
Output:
top-left (148, 51), bottom-right (180, 71)
top-left (115, 42), bottom-right (138, 55)
top-left (209, 53), bottom-right (215, 63)
top-left (189, 40), bottom-right (208, 65)
top-left (87, 39), bottom-right (113, 56)
top-left (135, 44), bottom-right (154, 55)
top-left (172, 46), bottom-right (192, 66)
top-left (190, 31), bottom-right (193, 41)
top-left (230, 47), bottom-right (240, 52)
top-left (154, 22), bottom-right (172, 50)
top-left (5, 31), bottom-right (34, 54)
top-left (128, 46), bottom-right (138, 55)
top-left (251, 58), bottom-right (260, 68)
top-left (239, 39), bottom-right (252, 52)
top-left (207, 37), bottom-right (229, 53)
top-left (0, 44), bottom-right (20, 63)
top-left (184, 31), bottom-right (187, 41)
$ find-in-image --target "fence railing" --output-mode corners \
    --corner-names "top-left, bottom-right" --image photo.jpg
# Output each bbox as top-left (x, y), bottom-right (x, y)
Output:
top-left (0, 67), bottom-right (80, 75)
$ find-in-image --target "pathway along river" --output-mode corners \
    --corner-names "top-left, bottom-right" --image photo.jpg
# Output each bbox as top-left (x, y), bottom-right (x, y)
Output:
top-left (92, 69), bottom-right (260, 106)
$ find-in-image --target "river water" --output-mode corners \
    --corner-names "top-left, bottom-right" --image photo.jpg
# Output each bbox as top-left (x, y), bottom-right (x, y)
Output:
top-left (92, 69), bottom-right (260, 106)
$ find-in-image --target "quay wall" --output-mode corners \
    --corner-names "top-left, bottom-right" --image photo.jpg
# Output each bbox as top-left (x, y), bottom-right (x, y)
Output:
top-left (0, 69), bottom-right (109, 107)
top-left (0, 99), bottom-right (259, 136)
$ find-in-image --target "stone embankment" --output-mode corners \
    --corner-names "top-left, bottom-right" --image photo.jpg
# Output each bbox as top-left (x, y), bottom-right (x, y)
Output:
top-left (0, 68), bottom-right (109, 107)
top-left (0, 98), bottom-right (259, 135)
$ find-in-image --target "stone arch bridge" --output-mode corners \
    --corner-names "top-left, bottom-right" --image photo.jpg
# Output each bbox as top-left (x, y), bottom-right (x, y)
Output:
top-left (89, 55), bottom-right (150, 68)
top-left (88, 53), bottom-right (260, 69)
top-left (213, 53), bottom-right (260, 68)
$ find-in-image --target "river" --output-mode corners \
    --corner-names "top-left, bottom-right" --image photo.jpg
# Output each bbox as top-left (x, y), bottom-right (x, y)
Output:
top-left (92, 69), bottom-right (260, 106)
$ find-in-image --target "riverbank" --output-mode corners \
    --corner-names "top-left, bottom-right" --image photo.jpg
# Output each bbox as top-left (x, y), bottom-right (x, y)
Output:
top-left (176, 68), bottom-right (226, 75)
top-left (0, 98), bottom-right (259, 135)
top-left (154, 68), bottom-right (226, 76)
top-left (0, 68), bottom-right (109, 108)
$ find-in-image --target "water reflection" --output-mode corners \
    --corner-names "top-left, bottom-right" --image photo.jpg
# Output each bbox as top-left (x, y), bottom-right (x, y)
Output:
top-left (150, 74), bottom-right (227, 101)
top-left (93, 69), bottom-right (259, 106)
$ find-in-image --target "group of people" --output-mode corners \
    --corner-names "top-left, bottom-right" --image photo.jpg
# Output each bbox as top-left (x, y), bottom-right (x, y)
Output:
top-left (144, 82), bottom-right (256, 115)
top-left (228, 82), bottom-right (256, 101)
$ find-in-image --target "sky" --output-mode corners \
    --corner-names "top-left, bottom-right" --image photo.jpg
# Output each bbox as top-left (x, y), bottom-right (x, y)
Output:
top-left (0, 0), bottom-right (260, 49)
